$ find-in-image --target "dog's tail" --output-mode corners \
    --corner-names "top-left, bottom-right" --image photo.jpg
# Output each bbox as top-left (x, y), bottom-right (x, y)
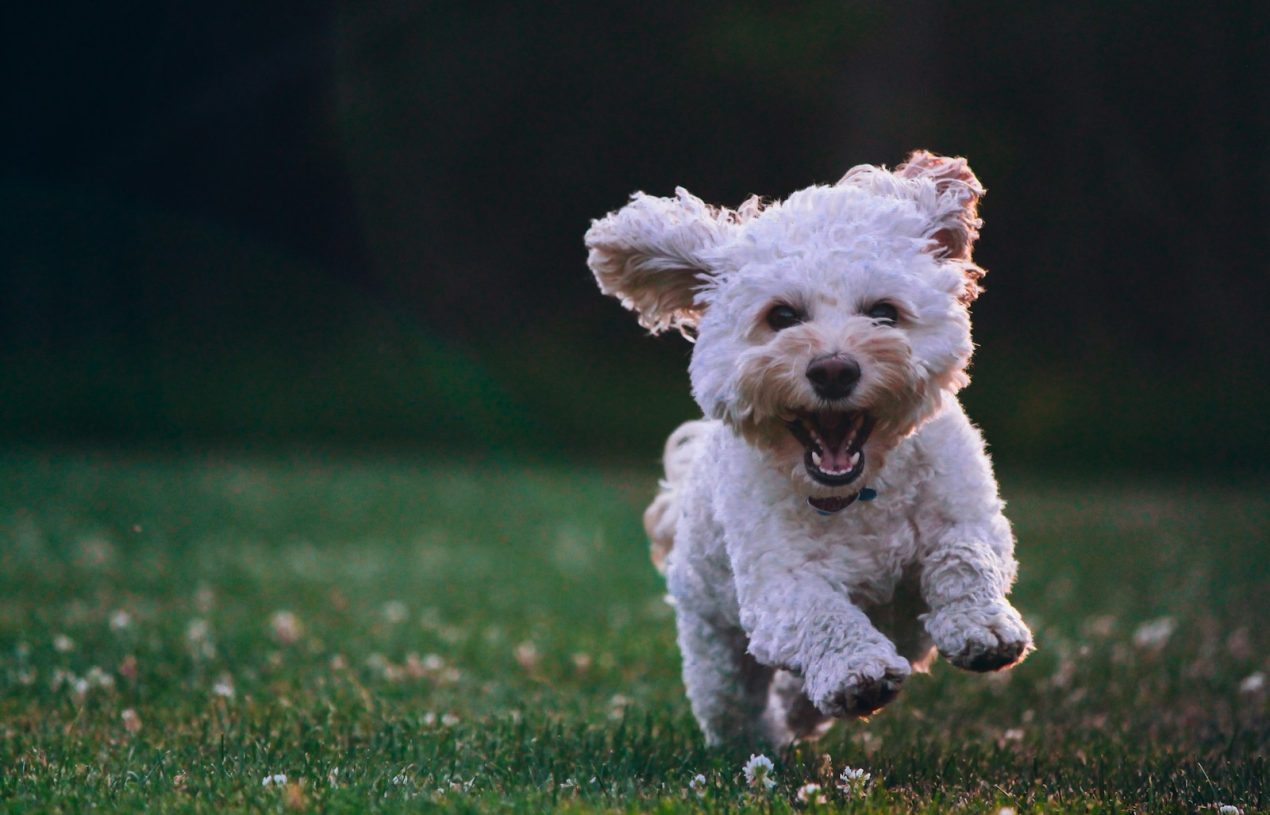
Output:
top-left (643, 419), bottom-right (712, 575)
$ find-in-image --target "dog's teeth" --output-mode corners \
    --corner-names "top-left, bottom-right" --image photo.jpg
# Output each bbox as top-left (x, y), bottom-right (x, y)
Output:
top-left (811, 451), bottom-right (822, 467)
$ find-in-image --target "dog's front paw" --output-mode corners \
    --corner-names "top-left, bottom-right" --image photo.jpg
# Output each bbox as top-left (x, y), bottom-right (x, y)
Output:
top-left (926, 600), bottom-right (1033, 672)
top-left (806, 650), bottom-right (912, 719)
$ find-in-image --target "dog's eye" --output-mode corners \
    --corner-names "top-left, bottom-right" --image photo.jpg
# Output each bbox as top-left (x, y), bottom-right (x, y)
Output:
top-left (865, 302), bottom-right (899, 325)
top-left (766, 304), bottom-right (803, 331)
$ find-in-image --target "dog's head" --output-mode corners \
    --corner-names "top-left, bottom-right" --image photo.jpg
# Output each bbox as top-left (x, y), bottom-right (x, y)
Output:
top-left (587, 151), bottom-right (985, 503)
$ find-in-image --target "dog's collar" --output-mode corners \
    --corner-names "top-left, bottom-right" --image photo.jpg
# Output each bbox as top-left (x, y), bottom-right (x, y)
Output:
top-left (807, 487), bottom-right (876, 516)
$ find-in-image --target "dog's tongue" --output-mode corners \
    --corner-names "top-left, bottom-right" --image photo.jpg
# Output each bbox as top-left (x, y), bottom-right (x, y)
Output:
top-left (816, 412), bottom-right (855, 472)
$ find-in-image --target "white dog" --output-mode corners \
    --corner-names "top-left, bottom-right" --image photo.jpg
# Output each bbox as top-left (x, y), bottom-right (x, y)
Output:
top-left (586, 151), bottom-right (1033, 746)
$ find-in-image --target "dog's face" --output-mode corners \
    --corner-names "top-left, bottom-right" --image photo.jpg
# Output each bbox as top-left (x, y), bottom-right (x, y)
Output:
top-left (588, 151), bottom-right (986, 501)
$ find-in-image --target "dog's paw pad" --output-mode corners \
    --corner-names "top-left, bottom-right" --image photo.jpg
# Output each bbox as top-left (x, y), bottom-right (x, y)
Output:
top-left (812, 657), bottom-right (910, 718)
top-left (928, 602), bottom-right (1034, 673)
top-left (950, 636), bottom-right (1031, 672)
top-left (835, 673), bottom-right (904, 717)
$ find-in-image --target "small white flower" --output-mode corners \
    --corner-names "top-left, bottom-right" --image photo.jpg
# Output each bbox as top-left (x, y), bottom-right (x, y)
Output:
top-left (109, 610), bottom-right (133, 632)
top-left (742, 754), bottom-right (776, 790)
top-left (514, 641), bottom-right (540, 672)
top-left (997, 807), bottom-right (1018, 815)
top-left (262, 773), bottom-right (287, 786)
top-left (688, 773), bottom-right (707, 797)
top-left (1238, 672), bottom-right (1264, 694)
top-left (440, 713), bottom-right (460, 727)
top-left (121, 708), bottom-right (142, 734)
top-left (85, 666), bottom-right (114, 690)
top-left (382, 601), bottom-right (408, 624)
top-left (1217, 806), bottom-right (1242, 815)
top-left (796, 782), bottom-right (827, 804)
top-left (186, 618), bottom-right (215, 659)
top-left (837, 766), bottom-right (872, 796)
top-left (186, 618), bottom-right (210, 643)
top-left (212, 676), bottom-right (235, 699)
top-left (269, 610), bottom-right (303, 644)
top-left (1132, 617), bottom-right (1176, 651)
top-left (53, 634), bottom-right (75, 653)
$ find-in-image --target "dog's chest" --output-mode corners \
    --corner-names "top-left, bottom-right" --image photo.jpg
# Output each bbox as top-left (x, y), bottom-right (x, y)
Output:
top-left (799, 495), bottom-right (923, 605)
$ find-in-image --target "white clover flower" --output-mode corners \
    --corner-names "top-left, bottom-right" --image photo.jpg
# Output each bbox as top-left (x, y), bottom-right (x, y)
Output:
top-left (440, 713), bottom-right (460, 727)
top-left (109, 610), bottom-right (133, 632)
top-left (186, 618), bottom-right (215, 659)
top-left (121, 708), bottom-right (142, 734)
top-left (382, 601), bottom-right (408, 624)
top-left (1217, 806), bottom-right (1242, 815)
top-left (1132, 617), bottom-right (1176, 651)
top-left (85, 666), bottom-right (115, 690)
top-left (997, 807), bottom-right (1018, 815)
top-left (514, 641), bottom-right (540, 672)
top-left (186, 618), bottom-right (210, 643)
top-left (269, 610), bottom-right (303, 644)
top-left (688, 773), bottom-right (707, 797)
top-left (837, 766), bottom-right (871, 796)
top-left (796, 782), bottom-right (826, 804)
top-left (53, 634), bottom-right (75, 653)
top-left (742, 754), bottom-right (776, 790)
top-left (262, 773), bottom-right (287, 786)
top-left (1238, 672), bottom-right (1264, 694)
top-left (212, 676), bottom-right (235, 699)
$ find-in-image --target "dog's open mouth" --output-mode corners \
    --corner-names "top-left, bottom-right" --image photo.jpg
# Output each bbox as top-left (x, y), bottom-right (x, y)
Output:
top-left (786, 410), bottom-right (875, 487)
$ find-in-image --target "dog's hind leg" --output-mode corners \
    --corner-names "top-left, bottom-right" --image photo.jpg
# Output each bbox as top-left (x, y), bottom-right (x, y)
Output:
top-left (675, 609), bottom-right (774, 747)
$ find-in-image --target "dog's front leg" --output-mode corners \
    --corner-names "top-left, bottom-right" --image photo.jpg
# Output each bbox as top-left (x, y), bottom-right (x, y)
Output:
top-left (920, 531), bottom-right (1033, 672)
top-left (731, 538), bottom-right (912, 719)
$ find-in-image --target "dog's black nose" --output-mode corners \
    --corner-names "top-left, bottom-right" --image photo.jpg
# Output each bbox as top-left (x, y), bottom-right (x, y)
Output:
top-left (806, 354), bottom-right (860, 400)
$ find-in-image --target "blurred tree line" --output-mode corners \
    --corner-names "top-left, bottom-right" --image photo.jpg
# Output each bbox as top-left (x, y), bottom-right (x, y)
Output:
top-left (1, 2), bottom-right (1266, 473)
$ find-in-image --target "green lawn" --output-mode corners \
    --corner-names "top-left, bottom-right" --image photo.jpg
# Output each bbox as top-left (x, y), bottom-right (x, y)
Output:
top-left (0, 450), bottom-right (1265, 813)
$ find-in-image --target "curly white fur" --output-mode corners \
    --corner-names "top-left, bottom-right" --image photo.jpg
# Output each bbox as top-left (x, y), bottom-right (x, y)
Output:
top-left (587, 151), bottom-right (1033, 747)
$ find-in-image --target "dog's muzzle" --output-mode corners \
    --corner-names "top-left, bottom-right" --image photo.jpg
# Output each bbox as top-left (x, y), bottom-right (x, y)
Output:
top-left (786, 410), bottom-right (875, 487)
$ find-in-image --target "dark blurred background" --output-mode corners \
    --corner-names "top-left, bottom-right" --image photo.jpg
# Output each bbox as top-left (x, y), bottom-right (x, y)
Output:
top-left (3, 2), bottom-right (1267, 474)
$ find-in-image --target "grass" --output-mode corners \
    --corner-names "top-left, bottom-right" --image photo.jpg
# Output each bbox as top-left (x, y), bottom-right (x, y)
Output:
top-left (0, 449), bottom-right (1265, 813)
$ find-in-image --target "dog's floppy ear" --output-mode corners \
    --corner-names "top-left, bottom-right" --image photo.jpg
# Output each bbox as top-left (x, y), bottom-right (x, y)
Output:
top-left (895, 150), bottom-right (984, 260)
top-left (895, 150), bottom-right (987, 302)
top-left (586, 188), bottom-right (735, 335)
